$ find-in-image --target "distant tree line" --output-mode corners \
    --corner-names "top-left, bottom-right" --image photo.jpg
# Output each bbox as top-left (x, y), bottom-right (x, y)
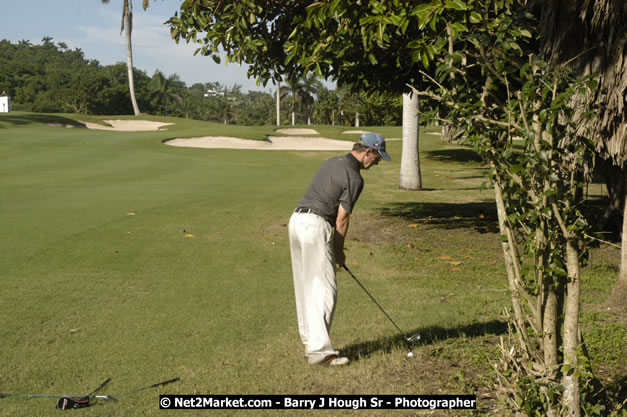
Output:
top-left (0, 38), bottom-right (401, 126)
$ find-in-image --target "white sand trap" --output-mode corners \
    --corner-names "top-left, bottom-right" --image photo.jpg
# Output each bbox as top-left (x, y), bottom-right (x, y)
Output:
top-left (342, 130), bottom-right (369, 134)
top-left (82, 119), bottom-right (174, 131)
top-left (48, 123), bottom-right (86, 128)
top-left (165, 136), bottom-right (353, 151)
top-left (275, 128), bottom-right (319, 135)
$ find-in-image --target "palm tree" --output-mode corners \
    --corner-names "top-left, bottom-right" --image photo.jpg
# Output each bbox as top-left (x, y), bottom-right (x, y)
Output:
top-left (399, 92), bottom-right (422, 190)
top-left (283, 76), bottom-right (301, 125)
top-left (299, 74), bottom-right (323, 125)
top-left (101, 0), bottom-right (150, 115)
top-left (150, 70), bottom-right (183, 115)
top-left (275, 80), bottom-right (281, 126)
top-left (284, 74), bottom-right (323, 125)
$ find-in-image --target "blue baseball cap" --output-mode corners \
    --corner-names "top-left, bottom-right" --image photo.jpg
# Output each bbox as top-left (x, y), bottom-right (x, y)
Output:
top-left (359, 132), bottom-right (391, 161)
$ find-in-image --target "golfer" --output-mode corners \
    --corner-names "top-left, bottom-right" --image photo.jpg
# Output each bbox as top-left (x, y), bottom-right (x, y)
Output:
top-left (288, 132), bottom-right (391, 365)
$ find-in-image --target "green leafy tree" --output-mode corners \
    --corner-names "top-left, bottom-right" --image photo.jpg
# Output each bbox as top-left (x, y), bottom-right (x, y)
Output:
top-left (311, 87), bottom-right (338, 125)
top-left (337, 87), bottom-right (363, 127)
top-left (0, 38), bottom-right (111, 114)
top-left (98, 62), bottom-right (151, 115)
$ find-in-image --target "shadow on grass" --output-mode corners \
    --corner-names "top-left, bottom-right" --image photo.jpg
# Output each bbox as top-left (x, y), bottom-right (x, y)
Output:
top-left (342, 320), bottom-right (507, 361)
top-left (379, 201), bottom-right (499, 233)
top-left (0, 113), bottom-right (85, 128)
top-left (425, 148), bottom-right (483, 163)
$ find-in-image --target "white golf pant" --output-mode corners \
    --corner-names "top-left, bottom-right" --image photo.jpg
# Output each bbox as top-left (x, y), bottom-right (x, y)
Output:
top-left (288, 211), bottom-right (339, 364)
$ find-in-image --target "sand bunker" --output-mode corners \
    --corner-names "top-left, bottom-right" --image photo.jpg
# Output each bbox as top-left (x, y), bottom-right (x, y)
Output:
top-left (165, 136), bottom-right (353, 151)
top-left (275, 128), bottom-right (319, 135)
top-left (342, 130), bottom-right (369, 134)
top-left (81, 119), bottom-right (174, 131)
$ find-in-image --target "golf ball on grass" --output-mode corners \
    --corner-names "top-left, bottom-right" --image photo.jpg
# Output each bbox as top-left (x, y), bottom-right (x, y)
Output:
top-left (407, 351), bottom-right (414, 358)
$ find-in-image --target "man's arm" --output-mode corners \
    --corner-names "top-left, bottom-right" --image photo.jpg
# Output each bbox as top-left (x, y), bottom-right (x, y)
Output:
top-left (334, 203), bottom-right (350, 266)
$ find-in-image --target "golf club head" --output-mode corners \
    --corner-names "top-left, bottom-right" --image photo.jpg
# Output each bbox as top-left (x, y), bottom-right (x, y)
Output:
top-left (98, 394), bottom-right (119, 402)
top-left (406, 333), bottom-right (421, 343)
top-left (57, 396), bottom-right (90, 410)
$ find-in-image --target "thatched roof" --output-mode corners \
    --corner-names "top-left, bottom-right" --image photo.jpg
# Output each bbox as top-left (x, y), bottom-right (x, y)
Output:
top-left (538, 0), bottom-right (626, 166)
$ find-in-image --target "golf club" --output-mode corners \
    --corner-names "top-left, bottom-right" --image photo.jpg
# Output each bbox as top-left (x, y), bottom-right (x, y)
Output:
top-left (1, 378), bottom-right (117, 410)
top-left (1, 377), bottom-right (180, 410)
top-left (342, 265), bottom-right (421, 345)
top-left (57, 377), bottom-right (116, 409)
top-left (0, 393), bottom-right (115, 401)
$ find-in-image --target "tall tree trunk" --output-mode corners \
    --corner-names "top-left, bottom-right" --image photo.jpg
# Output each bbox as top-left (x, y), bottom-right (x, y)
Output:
top-left (622, 170), bottom-right (627, 295)
top-left (543, 285), bottom-right (559, 417)
top-left (399, 92), bottom-right (422, 190)
top-left (124, 6), bottom-right (140, 115)
top-left (493, 178), bottom-right (530, 350)
top-left (355, 112), bottom-right (360, 127)
top-left (276, 81), bottom-right (281, 126)
top-left (608, 168), bottom-right (627, 312)
top-left (563, 240), bottom-right (582, 417)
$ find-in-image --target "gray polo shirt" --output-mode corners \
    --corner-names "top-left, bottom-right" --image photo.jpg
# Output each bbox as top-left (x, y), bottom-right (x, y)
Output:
top-left (297, 153), bottom-right (364, 225)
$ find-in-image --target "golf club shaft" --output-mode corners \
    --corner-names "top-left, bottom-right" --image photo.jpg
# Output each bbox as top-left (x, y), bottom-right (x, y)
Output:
top-left (0, 377), bottom-right (177, 402)
top-left (0, 393), bottom-right (114, 400)
top-left (1, 378), bottom-right (114, 401)
top-left (87, 378), bottom-right (111, 397)
top-left (342, 265), bottom-right (408, 339)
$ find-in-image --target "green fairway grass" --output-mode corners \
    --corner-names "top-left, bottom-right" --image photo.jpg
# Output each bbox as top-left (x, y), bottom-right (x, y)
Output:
top-left (0, 113), bottom-right (623, 416)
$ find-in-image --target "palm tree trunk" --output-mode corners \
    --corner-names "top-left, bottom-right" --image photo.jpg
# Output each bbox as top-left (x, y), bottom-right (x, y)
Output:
top-left (124, 7), bottom-right (140, 115)
top-left (290, 90), bottom-right (296, 126)
top-left (276, 81), bottom-right (281, 126)
top-left (399, 92), bottom-right (422, 190)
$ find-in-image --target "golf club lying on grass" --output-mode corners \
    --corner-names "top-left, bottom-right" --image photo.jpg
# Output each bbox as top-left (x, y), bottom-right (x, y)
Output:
top-left (0, 378), bottom-right (116, 409)
top-left (0, 377), bottom-right (180, 410)
top-left (342, 265), bottom-right (421, 351)
top-left (57, 378), bottom-right (114, 410)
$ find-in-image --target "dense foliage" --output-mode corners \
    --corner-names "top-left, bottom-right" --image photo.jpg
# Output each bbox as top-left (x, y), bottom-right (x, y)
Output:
top-left (0, 37), bottom-right (401, 126)
top-left (0, 37), bottom-right (272, 123)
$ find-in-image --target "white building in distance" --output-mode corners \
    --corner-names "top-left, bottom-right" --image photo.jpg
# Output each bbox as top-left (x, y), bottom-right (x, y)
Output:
top-left (0, 91), bottom-right (10, 113)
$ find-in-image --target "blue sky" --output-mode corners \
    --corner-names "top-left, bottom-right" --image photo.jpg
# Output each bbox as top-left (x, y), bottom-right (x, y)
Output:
top-left (0, 0), bottom-right (280, 93)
